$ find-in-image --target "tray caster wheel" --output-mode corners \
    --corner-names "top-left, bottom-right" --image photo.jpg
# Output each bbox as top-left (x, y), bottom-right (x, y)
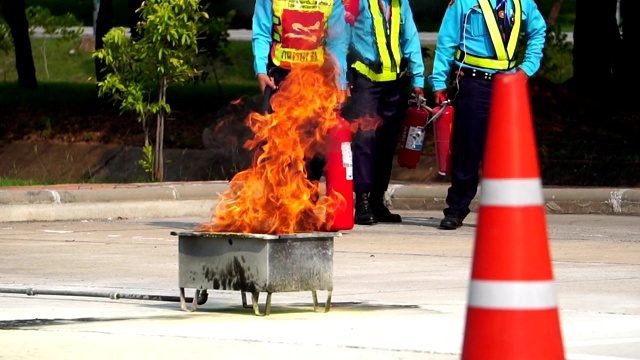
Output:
top-left (197, 289), bottom-right (208, 305)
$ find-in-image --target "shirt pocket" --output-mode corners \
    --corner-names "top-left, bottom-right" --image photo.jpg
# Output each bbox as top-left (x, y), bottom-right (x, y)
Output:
top-left (465, 7), bottom-right (488, 37)
top-left (360, 9), bottom-right (374, 38)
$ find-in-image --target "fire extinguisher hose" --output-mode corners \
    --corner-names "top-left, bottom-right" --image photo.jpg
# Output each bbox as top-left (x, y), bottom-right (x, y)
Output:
top-left (427, 101), bottom-right (451, 125)
top-left (407, 96), bottom-right (451, 128)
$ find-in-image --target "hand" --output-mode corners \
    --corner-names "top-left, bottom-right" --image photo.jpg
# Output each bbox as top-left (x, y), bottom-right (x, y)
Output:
top-left (413, 86), bottom-right (424, 100)
top-left (433, 89), bottom-right (448, 105)
top-left (336, 87), bottom-right (350, 108)
top-left (516, 67), bottom-right (529, 79)
top-left (257, 73), bottom-right (276, 93)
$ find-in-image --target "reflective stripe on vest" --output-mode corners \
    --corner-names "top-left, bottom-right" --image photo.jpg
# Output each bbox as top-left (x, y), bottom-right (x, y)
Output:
top-left (271, 0), bottom-right (333, 68)
top-left (352, 0), bottom-right (402, 81)
top-left (455, 0), bottom-right (521, 70)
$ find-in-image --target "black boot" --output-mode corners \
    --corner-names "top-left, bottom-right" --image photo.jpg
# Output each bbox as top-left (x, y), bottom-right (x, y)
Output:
top-left (355, 192), bottom-right (377, 225)
top-left (370, 192), bottom-right (402, 223)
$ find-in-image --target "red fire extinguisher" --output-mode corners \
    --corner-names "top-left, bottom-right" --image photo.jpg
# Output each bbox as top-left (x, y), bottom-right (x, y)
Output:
top-left (325, 111), bottom-right (354, 231)
top-left (432, 100), bottom-right (454, 176)
top-left (397, 95), bottom-right (431, 169)
top-left (397, 95), bottom-right (455, 175)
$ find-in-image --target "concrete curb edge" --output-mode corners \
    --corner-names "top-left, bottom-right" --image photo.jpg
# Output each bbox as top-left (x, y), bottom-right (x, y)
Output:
top-left (1, 182), bottom-right (638, 222)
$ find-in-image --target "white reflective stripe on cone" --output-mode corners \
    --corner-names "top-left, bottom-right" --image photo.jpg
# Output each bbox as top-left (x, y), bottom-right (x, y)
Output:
top-left (479, 178), bottom-right (544, 206)
top-left (468, 280), bottom-right (558, 309)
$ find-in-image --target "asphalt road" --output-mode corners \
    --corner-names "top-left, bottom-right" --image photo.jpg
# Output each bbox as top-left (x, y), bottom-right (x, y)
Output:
top-left (0, 210), bottom-right (638, 359)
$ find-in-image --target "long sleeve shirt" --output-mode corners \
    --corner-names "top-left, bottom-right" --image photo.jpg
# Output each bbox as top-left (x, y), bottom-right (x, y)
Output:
top-left (349, 0), bottom-right (425, 88)
top-left (428, 0), bottom-right (546, 91)
top-left (252, 0), bottom-right (350, 89)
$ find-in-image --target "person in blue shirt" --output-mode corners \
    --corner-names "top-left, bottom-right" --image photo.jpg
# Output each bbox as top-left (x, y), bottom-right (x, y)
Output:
top-left (428, 0), bottom-right (546, 230)
top-left (252, 0), bottom-right (350, 182)
top-left (341, 0), bottom-right (425, 226)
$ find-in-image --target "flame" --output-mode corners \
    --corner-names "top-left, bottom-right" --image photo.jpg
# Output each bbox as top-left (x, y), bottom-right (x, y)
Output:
top-left (196, 58), bottom-right (348, 234)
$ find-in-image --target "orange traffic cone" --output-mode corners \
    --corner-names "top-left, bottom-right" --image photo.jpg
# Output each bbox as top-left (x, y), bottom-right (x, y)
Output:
top-left (461, 73), bottom-right (565, 360)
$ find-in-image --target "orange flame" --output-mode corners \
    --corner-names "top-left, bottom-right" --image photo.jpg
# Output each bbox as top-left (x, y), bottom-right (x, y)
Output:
top-left (196, 59), bottom-right (348, 234)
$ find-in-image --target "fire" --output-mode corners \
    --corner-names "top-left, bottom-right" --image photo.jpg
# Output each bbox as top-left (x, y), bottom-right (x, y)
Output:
top-left (195, 58), bottom-right (348, 234)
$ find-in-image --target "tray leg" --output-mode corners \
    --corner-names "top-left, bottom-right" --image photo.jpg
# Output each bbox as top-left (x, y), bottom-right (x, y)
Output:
top-left (250, 292), bottom-right (273, 316)
top-left (190, 289), bottom-right (201, 312)
top-left (324, 290), bottom-right (332, 313)
top-left (241, 291), bottom-right (251, 308)
top-left (179, 287), bottom-right (187, 311)
top-left (311, 290), bottom-right (332, 313)
top-left (180, 288), bottom-right (208, 312)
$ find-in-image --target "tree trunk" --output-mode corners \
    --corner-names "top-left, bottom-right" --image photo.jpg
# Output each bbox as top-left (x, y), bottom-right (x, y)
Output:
top-left (546, 0), bottom-right (563, 27)
top-left (154, 76), bottom-right (167, 182)
top-left (0, 0), bottom-right (37, 89)
top-left (572, 0), bottom-right (621, 93)
top-left (94, 0), bottom-right (113, 83)
top-left (620, 0), bottom-right (638, 95)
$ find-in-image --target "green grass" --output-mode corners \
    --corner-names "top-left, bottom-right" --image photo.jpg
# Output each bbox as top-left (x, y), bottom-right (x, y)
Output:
top-left (0, 37), bottom-right (257, 85)
top-left (0, 37), bottom-right (95, 83)
top-left (0, 177), bottom-right (53, 187)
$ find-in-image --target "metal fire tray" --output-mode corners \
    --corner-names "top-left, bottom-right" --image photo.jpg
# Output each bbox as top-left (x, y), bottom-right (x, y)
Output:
top-left (171, 231), bottom-right (336, 316)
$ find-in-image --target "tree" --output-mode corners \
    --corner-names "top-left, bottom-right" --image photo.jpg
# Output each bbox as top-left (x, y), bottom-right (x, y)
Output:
top-left (571, 0), bottom-right (621, 92)
top-left (94, 0), bottom-right (113, 83)
top-left (620, 0), bottom-right (638, 106)
top-left (26, 6), bottom-right (83, 80)
top-left (0, 0), bottom-right (37, 88)
top-left (545, 0), bottom-right (563, 27)
top-left (93, 0), bottom-right (209, 182)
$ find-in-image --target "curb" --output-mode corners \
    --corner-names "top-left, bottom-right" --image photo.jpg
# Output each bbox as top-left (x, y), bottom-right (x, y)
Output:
top-left (1, 182), bottom-right (639, 222)
top-left (387, 184), bottom-right (640, 216)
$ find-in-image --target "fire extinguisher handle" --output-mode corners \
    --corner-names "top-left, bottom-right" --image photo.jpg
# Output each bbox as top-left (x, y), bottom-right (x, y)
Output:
top-left (408, 93), bottom-right (428, 108)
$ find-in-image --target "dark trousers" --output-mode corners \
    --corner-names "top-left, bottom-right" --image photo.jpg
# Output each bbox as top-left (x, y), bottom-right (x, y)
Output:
top-left (445, 75), bottom-right (493, 219)
top-left (262, 66), bottom-right (325, 182)
top-left (342, 72), bottom-right (406, 193)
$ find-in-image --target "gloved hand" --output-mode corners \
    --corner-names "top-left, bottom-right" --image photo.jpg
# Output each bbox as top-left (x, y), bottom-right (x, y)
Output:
top-left (433, 89), bottom-right (448, 105)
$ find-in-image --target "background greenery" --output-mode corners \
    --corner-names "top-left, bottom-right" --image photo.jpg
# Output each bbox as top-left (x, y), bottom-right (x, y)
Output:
top-left (4, 0), bottom-right (637, 188)
top-left (1, 0), bottom-right (577, 32)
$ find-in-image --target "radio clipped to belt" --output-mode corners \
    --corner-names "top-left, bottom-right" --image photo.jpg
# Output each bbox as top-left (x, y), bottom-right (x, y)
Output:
top-left (397, 94), bottom-right (454, 176)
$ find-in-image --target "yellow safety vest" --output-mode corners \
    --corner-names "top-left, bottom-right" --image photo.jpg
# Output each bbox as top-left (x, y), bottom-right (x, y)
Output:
top-left (455, 0), bottom-right (522, 70)
top-left (352, 0), bottom-right (403, 81)
top-left (271, 0), bottom-right (334, 68)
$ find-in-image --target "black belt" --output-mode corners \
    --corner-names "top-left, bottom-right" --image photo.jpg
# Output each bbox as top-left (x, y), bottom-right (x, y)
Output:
top-left (456, 67), bottom-right (495, 81)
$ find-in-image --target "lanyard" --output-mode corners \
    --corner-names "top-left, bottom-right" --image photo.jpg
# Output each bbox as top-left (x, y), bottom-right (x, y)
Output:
top-left (378, 0), bottom-right (391, 35)
top-left (378, 0), bottom-right (391, 24)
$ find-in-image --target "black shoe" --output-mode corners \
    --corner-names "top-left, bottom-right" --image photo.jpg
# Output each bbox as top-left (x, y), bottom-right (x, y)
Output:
top-left (355, 192), bottom-right (377, 225)
top-left (440, 214), bottom-right (463, 230)
top-left (370, 192), bottom-right (402, 223)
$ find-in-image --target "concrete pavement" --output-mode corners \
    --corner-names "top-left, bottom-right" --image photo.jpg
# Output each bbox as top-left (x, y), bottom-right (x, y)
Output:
top-left (0, 211), bottom-right (638, 359)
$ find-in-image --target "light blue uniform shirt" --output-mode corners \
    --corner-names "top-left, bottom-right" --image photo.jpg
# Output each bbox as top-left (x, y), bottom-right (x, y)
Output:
top-left (349, 0), bottom-right (425, 88)
top-left (428, 0), bottom-right (546, 91)
top-left (252, 0), bottom-right (350, 89)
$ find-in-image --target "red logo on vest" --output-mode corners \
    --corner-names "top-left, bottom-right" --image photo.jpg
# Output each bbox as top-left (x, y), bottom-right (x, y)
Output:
top-left (282, 10), bottom-right (324, 50)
